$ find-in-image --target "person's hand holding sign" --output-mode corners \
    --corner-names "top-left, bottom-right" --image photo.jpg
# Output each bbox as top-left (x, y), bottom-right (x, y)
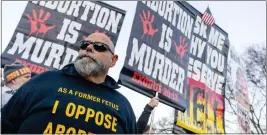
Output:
top-left (148, 97), bottom-right (159, 108)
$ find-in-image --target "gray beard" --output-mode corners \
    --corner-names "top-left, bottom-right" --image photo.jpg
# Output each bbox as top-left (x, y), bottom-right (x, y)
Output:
top-left (74, 54), bottom-right (105, 78)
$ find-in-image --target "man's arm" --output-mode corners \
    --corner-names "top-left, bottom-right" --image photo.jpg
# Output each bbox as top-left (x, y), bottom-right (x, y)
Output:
top-left (137, 104), bottom-right (154, 133)
top-left (123, 99), bottom-right (137, 134)
top-left (136, 97), bottom-right (159, 134)
top-left (128, 108), bottom-right (137, 134)
top-left (1, 81), bottom-right (34, 133)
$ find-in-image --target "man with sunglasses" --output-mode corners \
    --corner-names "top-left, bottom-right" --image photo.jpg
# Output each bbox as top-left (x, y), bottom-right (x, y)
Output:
top-left (1, 33), bottom-right (137, 134)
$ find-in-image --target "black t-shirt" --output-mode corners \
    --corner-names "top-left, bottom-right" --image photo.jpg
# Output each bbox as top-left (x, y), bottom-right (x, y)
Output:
top-left (1, 64), bottom-right (137, 134)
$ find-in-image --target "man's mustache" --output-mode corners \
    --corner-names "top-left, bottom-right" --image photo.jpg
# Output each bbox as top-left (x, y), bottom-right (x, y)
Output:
top-left (77, 54), bottom-right (97, 62)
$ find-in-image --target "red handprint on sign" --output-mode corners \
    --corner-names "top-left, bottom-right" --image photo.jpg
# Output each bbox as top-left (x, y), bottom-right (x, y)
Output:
top-left (83, 30), bottom-right (111, 40)
top-left (139, 10), bottom-right (158, 43)
top-left (174, 36), bottom-right (188, 64)
top-left (26, 8), bottom-right (56, 39)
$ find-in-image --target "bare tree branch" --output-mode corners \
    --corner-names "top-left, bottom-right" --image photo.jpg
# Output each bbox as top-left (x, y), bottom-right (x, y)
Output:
top-left (258, 103), bottom-right (266, 133)
top-left (224, 44), bottom-right (266, 134)
top-left (225, 94), bottom-right (238, 116)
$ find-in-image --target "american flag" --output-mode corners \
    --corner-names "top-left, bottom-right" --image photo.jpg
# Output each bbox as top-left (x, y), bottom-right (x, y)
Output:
top-left (201, 7), bottom-right (215, 26)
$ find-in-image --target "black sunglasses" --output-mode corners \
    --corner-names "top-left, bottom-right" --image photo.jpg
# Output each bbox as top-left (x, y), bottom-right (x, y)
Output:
top-left (79, 40), bottom-right (114, 55)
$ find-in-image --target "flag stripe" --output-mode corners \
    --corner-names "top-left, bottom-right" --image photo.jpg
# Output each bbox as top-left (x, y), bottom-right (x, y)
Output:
top-left (206, 14), bottom-right (211, 22)
top-left (201, 7), bottom-right (215, 26)
top-left (207, 15), bottom-right (214, 25)
top-left (203, 14), bottom-right (214, 25)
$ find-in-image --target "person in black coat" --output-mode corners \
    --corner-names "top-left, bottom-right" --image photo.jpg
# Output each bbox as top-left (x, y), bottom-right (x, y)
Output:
top-left (137, 97), bottom-right (159, 134)
top-left (1, 33), bottom-right (137, 134)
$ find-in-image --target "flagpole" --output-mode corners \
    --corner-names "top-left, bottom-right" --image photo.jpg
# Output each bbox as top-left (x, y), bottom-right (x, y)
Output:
top-left (149, 92), bottom-right (158, 134)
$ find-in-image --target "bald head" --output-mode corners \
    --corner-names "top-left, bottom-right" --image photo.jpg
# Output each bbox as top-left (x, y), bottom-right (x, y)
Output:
top-left (75, 32), bottom-right (118, 83)
top-left (85, 33), bottom-right (115, 53)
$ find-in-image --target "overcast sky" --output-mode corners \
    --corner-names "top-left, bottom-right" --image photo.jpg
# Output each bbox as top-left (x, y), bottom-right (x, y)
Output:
top-left (1, 1), bottom-right (266, 133)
